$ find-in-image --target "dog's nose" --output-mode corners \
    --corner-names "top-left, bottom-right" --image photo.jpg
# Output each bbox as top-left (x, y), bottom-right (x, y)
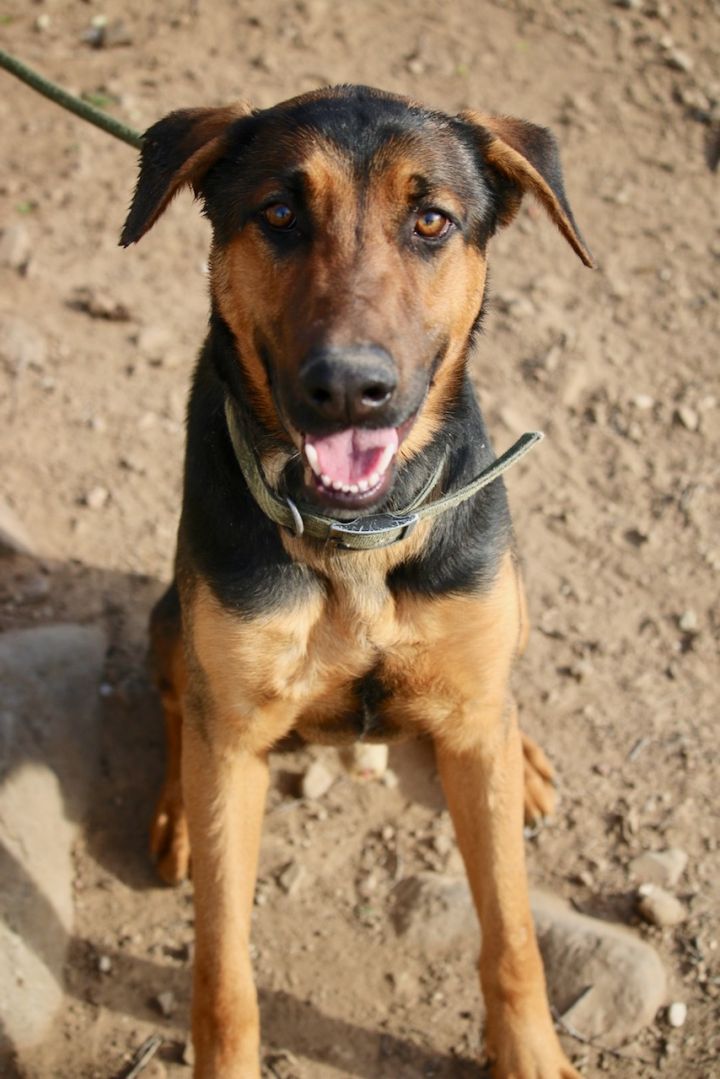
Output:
top-left (298, 346), bottom-right (397, 425)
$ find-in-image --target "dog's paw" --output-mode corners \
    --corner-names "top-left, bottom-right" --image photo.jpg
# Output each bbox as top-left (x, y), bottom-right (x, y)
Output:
top-left (521, 733), bottom-right (556, 824)
top-left (486, 1013), bottom-right (582, 1079)
top-left (150, 785), bottom-right (191, 885)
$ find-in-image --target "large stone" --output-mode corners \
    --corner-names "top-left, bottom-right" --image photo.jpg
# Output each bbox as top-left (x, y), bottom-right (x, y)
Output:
top-left (390, 874), bottom-right (666, 1046)
top-left (532, 890), bottom-right (667, 1046)
top-left (0, 625), bottom-right (106, 1053)
top-left (391, 873), bottom-right (478, 955)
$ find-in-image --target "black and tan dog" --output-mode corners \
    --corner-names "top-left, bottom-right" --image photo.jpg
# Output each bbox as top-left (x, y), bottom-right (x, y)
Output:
top-left (121, 85), bottom-right (592, 1078)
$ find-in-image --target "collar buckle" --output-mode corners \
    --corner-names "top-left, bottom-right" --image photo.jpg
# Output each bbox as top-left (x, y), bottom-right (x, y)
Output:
top-left (326, 511), bottom-right (419, 550)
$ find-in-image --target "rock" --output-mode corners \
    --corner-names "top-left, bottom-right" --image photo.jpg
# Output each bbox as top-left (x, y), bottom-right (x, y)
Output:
top-left (631, 393), bottom-right (655, 410)
top-left (636, 883), bottom-right (686, 927)
top-left (664, 49), bottom-right (693, 73)
top-left (391, 873), bottom-right (478, 955)
top-left (300, 759), bottom-right (335, 799)
top-left (69, 286), bottom-right (130, 322)
top-left (345, 743), bottom-right (388, 780)
top-left (391, 878), bottom-right (666, 1043)
top-left (630, 848), bottom-right (688, 888)
top-left (155, 989), bottom-right (176, 1017)
top-left (181, 1040), bottom-right (195, 1066)
top-left (277, 860), bottom-right (304, 895)
top-left (84, 485), bottom-right (109, 510)
top-left (675, 405), bottom-right (699, 431)
top-left (0, 625), bottom-right (106, 1051)
top-left (0, 498), bottom-right (34, 555)
top-left (667, 1000), bottom-right (687, 1027)
top-left (97, 955), bottom-right (112, 974)
top-left (532, 890), bottom-right (667, 1046)
top-left (0, 224), bottom-right (31, 272)
top-left (0, 314), bottom-right (47, 375)
top-left (678, 610), bottom-right (699, 634)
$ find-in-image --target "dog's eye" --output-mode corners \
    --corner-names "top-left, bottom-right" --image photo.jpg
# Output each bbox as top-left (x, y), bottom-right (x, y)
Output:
top-left (263, 203), bottom-right (296, 230)
top-left (414, 210), bottom-right (451, 239)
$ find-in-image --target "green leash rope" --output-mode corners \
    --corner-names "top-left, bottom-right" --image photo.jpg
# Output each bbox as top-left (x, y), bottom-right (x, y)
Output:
top-left (0, 47), bottom-right (142, 149)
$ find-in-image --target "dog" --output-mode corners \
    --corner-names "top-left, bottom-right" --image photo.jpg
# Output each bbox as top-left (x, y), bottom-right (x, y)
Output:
top-left (121, 85), bottom-right (593, 1078)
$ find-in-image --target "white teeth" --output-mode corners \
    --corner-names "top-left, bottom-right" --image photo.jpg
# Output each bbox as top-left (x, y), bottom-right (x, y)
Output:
top-left (332, 480), bottom-right (343, 491)
top-left (368, 471), bottom-right (380, 488)
top-left (349, 484), bottom-right (359, 494)
top-left (321, 473), bottom-right (332, 486)
top-left (358, 479), bottom-right (369, 492)
top-left (305, 442), bottom-right (320, 474)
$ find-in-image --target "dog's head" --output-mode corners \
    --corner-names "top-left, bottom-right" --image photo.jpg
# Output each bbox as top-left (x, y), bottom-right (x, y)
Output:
top-left (122, 86), bottom-right (592, 513)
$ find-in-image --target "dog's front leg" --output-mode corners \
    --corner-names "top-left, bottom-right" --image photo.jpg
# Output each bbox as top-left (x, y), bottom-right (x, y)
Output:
top-left (435, 698), bottom-right (580, 1079)
top-left (183, 719), bottom-right (268, 1079)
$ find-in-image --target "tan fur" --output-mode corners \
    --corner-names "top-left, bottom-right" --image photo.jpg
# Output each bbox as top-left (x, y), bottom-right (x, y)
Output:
top-left (134, 94), bottom-right (587, 1079)
top-left (460, 110), bottom-right (594, 268)
top-left (211, 137), bottom-right (490, 467)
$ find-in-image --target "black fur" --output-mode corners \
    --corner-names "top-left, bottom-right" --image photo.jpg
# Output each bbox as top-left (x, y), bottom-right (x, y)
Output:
top-left (178, 312), bottom-right (511, 619)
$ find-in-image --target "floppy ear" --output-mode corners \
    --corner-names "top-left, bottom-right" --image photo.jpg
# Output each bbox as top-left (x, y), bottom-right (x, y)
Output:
top-left (120, 103), bottom-right (253, 247)
top-left (459, 110), bottom-right (594, 267)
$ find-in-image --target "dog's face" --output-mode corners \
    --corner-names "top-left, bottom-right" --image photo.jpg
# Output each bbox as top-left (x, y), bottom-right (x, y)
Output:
top-left (122, 86), bottom-right (591, 512)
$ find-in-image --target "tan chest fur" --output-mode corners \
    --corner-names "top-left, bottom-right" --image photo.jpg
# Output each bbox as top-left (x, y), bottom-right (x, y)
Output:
top-left (187, 540), bottom-right (522, 756)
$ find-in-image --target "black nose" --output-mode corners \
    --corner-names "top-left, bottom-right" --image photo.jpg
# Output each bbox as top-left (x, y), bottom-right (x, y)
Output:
top-left (298, 346), bottom-right (397, 425)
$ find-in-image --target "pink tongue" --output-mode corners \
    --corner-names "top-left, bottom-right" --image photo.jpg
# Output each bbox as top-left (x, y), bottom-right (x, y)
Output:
top-left (306, 427), bottom-right (399, 485)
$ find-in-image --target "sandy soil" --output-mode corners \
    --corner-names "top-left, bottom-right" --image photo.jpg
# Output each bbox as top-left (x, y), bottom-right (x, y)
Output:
top-left (1, 1), bottom-right (718, 1076)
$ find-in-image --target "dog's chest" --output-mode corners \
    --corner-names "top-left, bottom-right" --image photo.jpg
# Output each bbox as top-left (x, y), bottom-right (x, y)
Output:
top-left (191, 552), bottom-right (515, 750)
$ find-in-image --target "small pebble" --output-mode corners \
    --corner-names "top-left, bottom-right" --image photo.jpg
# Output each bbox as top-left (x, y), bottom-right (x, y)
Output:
top-left (155, 989), bottom-right (176, 1017)
top-left (181, 1041), bottom-right (195, 1067)
top-left (675, 405), bottom-right (699, 431)
top-left (277, 860), bottom-right (304, 895)
top-left (85, 485), bottom-right (109, 510)
top-left (97, 955), bottom-right (112, 974)
top-left (349, 743), bottom-right (389, 780)
top-left (636, 883), bottom-right (686, 927)
top-left (678, 610), bottom-right (698, 634)
top-left (300, 759), bottom-right (335, 800)
top-left (664, 49), bottom-right (693, 73)
top-left (667, 1001), bottom-right (687, 1027)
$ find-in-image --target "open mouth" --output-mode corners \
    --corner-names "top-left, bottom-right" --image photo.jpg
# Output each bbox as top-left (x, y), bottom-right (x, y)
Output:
top-left (303, 426), bottom-right (400, 507)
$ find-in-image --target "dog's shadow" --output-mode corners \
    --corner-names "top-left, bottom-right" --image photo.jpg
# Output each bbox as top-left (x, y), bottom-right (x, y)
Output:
top-left (0, 551), bottom-right (479, 1077)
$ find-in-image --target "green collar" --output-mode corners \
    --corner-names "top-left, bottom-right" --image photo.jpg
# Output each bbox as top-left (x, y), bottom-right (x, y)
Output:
top-left (224, 397), bottom-right (543, 551)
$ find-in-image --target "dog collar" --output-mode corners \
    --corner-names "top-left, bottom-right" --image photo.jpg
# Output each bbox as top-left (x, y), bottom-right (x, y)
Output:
top-left (224, 397), bottom-right (543, 551)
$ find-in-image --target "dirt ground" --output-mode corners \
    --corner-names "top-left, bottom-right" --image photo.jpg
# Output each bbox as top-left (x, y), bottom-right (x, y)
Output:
top-left (1, 1), bottom-right (719, 1076)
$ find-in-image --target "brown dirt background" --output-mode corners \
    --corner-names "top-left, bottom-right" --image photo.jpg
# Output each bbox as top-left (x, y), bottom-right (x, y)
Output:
top-left (1, 1), bottom-right (718, 1076)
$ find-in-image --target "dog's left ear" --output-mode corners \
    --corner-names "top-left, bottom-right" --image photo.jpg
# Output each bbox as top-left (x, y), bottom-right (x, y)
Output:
top-left (459, 110), bottom-right (594, 267)
top-left (120, 102), bottom-right (253, 247)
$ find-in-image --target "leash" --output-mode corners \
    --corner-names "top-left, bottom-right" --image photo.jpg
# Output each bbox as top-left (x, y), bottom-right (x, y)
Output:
top-left (225, 397), bottom-right (543, 551)
top-left (0, 47), bottom-right (142, 148)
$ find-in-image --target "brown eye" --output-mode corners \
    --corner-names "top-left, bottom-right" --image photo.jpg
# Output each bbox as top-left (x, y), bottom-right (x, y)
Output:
top-left (414, 210), bottom-right (450, 239)
top-left (263, 203), bottom-right (296, 230)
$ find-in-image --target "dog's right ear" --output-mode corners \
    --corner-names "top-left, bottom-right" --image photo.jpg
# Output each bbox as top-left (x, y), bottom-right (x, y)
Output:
top-left (120, 103), bottom-right (252, 246)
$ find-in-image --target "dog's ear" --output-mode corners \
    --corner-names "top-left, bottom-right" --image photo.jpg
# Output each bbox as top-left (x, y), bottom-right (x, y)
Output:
top-left (459, 110), bottom-right (594, 267)
top-left (120, 103), bottom-right (252, 246)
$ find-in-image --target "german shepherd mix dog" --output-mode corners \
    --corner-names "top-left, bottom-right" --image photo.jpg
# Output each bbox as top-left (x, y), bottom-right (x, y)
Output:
top-left (122, 85), bottom-right (592, 1078)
